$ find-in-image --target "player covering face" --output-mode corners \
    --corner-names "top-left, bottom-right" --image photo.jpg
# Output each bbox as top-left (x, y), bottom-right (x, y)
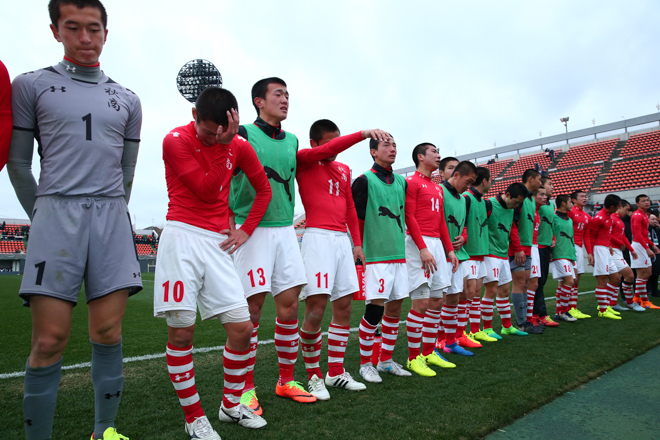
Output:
top-left (477, 183), bottom-right (528, 339)
top-left (296, 119), bottom-right (391, 398)
top-left (404, 143), bottom-right (458, 377)
top-left (155, 87), bottom-right (271, 439)
top-left (8, 2), bottom-right (141, 439)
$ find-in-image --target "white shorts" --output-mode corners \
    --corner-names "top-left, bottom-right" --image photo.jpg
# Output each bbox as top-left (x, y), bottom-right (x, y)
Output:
top-left (593, 245), bottom-right (617, 276)
top-left (551, 259), bottom-right (576, 281)
top-left (530, 245), bottom-right (541, 279)
top-left (465, 259), bottom-right (487, 281)
top-left (365, 263), bottom-right (409, 303)
top-left (405, 235), bottom-right (451, 292)
top-left (445, 261), bottom-right (467, 294)
top-left (612, 248), bottom-right (629, 272)
top-left (630, 241), bottom-right (652, 269)
top-left (154, 221), bottom-right (248, 321)
top-left (232, 225), bottom-right (307, 297)
top-left (574, 245), bottom-right (585, 274)
top-left (300, 228), bottom-right (358, 301)
top-left (483, 257), bottom-right (513, 286)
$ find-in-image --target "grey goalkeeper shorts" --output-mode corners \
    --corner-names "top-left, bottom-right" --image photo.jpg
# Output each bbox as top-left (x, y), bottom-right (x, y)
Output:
top-left (19, 195), bottom-right (142, 305)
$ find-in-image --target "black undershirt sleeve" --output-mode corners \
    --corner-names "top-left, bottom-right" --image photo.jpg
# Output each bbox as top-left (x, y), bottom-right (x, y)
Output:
top-left (352, 175), bottom-right (368, 221)
top-left (464, 195), bottom-right (471, 226)
top-left (485, 199), bottom-right (493, 217)
top-left (238, 125), bottom-right (248, 140)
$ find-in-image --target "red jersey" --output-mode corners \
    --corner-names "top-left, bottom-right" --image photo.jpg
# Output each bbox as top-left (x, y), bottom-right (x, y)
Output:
top-left (533, 210), bottom-right (540, 245)
top-left (163, 122), bottom-right (271, 235)
top-left (404, 171), bottom-right (453, 252)
top-left (0, 61), bottom-right (11, 171)
top-left (296, 132), bottom-right (363, 245)
top-left (631, 209), bottom-right (653, 248)
top-left (585, 208), bottom-right (612, 253)
top-left (568, 206), bottom-right (590, 246)
top-left (610, 212), bottom-right (633, 252)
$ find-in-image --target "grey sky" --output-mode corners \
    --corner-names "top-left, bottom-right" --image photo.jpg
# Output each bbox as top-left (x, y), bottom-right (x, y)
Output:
top-left (1, 0), bottom-right (659, 226)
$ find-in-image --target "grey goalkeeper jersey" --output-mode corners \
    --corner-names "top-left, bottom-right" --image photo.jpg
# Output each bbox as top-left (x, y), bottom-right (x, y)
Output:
top-left (11, 62), bottom-right (142, 197)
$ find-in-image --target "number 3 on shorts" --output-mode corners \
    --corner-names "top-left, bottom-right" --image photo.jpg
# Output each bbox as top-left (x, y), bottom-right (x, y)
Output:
top-left (378, 278), bottom-right (385, 293)
top-left (163, 280), bottom-right (184, 302)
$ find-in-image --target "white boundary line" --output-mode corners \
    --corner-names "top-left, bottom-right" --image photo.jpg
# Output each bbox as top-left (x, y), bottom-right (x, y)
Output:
top-left (0, 289), bottom-right (597, 380)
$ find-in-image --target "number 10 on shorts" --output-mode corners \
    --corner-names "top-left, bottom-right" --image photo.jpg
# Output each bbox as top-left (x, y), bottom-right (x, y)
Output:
top-left (163, 280), bottom-right (184, 302)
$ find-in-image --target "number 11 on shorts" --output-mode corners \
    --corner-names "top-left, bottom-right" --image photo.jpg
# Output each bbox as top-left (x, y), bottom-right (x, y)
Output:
top-left (316, 272), bottom-right (328, 289)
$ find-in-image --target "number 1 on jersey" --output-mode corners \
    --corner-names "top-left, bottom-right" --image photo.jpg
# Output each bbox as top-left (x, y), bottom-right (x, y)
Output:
top-left (82, 113), bottom-right (92, 141)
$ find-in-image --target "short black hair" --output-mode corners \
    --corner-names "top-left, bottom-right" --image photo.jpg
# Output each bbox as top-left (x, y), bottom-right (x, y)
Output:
top-left (474, 167), bottom-right (491, 186)
top-left (49, 0), bottom-right (108, 29)
top-left (412, 143), bottom-right (435, 167)
top-left (439, 156), bottom-right (458, 171)
top-left (309, 119), bottom-right (340, 143)
top-left (556, 194), bottom-right (570, 209)
top-left (505, 182), bottom-right (528, 199)
top-left (540, 176), bottom-right (552, 187)
top-left (604, 194), bottom-right (622, 209)
top-left (636, 194), bottom-right (649, 204)
top-left (251, 77), bottom-right (286, 114)
top-left (195, 87), bottom-right (238, 126)
top-left (454, 161), bottom-right (478, 177)
top-left (570, 190), bottom-right (586, 200)
top-left (620, 199), bottom-right (630, 209)
top-left (369, 136), bottom-right (394, 159)
top-left (522, 169), bottom-right (541, 183)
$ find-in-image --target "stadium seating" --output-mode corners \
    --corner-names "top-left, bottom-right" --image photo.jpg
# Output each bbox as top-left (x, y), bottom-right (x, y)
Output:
top-left (0, 239), bottom-right (26, 253)
top-left (548, 165), bottom-right (603, 196)
top-left (482, 159), bottom-right (512, 179)
top-left (0, 223), bottom-right (30, 237)
top-left (556, 139), bottom-right (618, 169)
top-left (135, 243), bottom-right (156, 255)
top-left (502, 151), bottom-right (555, 179)
top-left (294, 219), bottom-right (306, 229)
top-left (599, 156), bottom-right (660, 193)
top-left (620, 130), bottom-right (660, 158)
top-left (484, 178), bottom-right (517, 198)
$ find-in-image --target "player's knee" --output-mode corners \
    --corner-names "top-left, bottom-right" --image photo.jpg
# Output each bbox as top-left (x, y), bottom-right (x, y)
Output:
top-left (304, 305), bottom-right (325, 328)
top-left (363, 303), bottom-right (384, 326)
top-left (331, 298), bottom-right (352, 322)
top-left (168, 326), bottom-right (196, 347)
top-left (32, 333), bottom-right (67, 359)
top-left (90, 321), bottom-right (122, 345)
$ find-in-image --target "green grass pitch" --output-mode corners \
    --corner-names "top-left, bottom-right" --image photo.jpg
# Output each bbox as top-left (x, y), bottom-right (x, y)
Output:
top-left (1, 273), bottom-right (659, 439)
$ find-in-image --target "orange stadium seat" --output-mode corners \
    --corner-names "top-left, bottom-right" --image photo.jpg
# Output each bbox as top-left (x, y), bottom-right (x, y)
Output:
top-left (556, 139), bottom-right (618, 169)
top-left (620, 130), bottom-right (660, 158)
top-left (502, 151), bottom-right (556, 179)
top-left (482, 159), bottom-right (512, 179)
top-left (599, 156), bottom-right (660, 193)
top-left (547, 165), bottom-right (602, 195)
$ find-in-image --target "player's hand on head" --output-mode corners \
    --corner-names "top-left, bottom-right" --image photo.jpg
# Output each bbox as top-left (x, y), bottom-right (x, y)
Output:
top-left (353, 246), bottom-right (366, 267)
top-left (420, 248), bottom-right (437, 274)
top-left (360, 129), bottom-right (391, 142)
top-left (216, 109), bottom-right (239, 145)
top-left (219, 227), bottom-right (249, 254)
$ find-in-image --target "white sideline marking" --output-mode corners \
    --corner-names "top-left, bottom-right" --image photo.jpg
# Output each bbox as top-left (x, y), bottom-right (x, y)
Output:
top-left (0, 290), bottom-right (598, 380)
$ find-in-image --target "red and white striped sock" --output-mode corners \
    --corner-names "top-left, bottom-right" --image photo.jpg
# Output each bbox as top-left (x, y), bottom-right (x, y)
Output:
top-left (421, 309), bottom-right (441, 356)
top-left (636, 278), bottom-right (649, 301)
top-left (555, 287), bottom-right (562, 313)
top-left (243, 322), bottom-right (258, 392)
top-left (166, 343), bottom-right (204, 423)
top-left (300, 328), bottom-right (322, 380)
top-left (622, 281), bottom-right (634, 305)
top-left (358, 317), bottom-right (377, 365)
top-left (570, 285), bottom-right (578, 310)
top-left (222, 347), bottom-right (249, 410)
top-left (437, 321), bottom-right (445, 342)
top-left (496, 298), bottom-right (512, 328)
top-left (406, 310), bottom-right (424, 361)
top-left (456, 299), bottom-right (469, 336)
top-left (327, 323), bottom-right (349, 377)
top-left (480, 297), bottom-right (494, 330)
top-left (595, 288), bottom-right (608, 313)
top-left (606, 283), bottom-right (619, 307)
top-left (380, 315), bottom-right (400, 362)
top-left (441, 304), bottom-right (458, 345)
top-left (274, 318), bottom-right (299, 385)
top-left (561, 286), bottom-right (572, 313)
top-left (469, 297), bottom-right (482, 334)
top-left (526, 290), bottom-right (535, 320)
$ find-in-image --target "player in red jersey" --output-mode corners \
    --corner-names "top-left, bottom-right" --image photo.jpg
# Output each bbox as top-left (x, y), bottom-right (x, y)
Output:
top-left (585, 194), bottom-right (623, 320)
top-left (404, 143), bottom-right (458, 376)
top-left (155, 87), bottom-right (271, 438)
top-left (567, 190), bottom-right (592, 318)
top-left (297, 119), bottom-right (390, 398)
top-left (630, 194), bottom-right (660, 309)
top-left (610, 200), bottom-right (643, 311)
top-left (0, 60), bottom-right (10, 171)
